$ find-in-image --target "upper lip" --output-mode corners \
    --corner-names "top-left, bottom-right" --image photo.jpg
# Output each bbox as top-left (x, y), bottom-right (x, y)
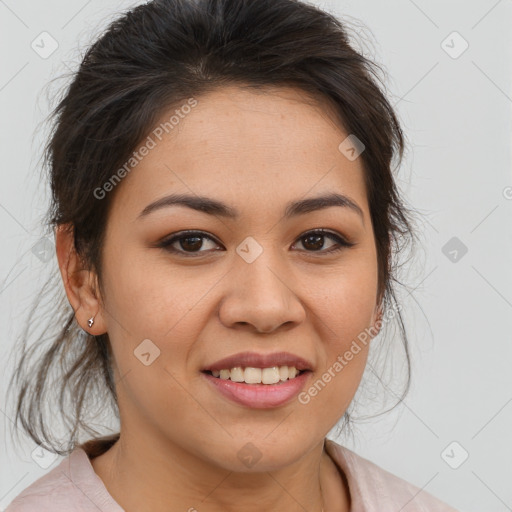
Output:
top-left (202, 351), bottom-right (314, 372)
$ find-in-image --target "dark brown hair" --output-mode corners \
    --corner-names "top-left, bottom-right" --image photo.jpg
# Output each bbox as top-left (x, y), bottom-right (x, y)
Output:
top-left (8, 0), bottom-right (419, 455)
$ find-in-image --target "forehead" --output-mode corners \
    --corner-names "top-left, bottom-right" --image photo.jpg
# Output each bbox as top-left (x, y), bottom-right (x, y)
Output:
top-left (109, 85), bottom-right (369, 222)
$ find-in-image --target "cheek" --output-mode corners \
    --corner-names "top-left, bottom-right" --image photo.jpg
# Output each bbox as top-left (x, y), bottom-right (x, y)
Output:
top-left (103, 247), bottom-right (211, 338)
top-left (101, 256), bottom-right (208, 428)
top-left (298, 256), bottom-right (377, 386)
top-left (302, 256), bottom-right (378, 338)
top-left (296, 271), bottom-right (375, 424)
top-left (101, 250), bottom-right (224, 405)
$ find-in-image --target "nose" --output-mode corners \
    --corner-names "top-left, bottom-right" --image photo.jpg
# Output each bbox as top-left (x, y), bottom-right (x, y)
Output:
top-left (218, 249), bottom-right (306, 334)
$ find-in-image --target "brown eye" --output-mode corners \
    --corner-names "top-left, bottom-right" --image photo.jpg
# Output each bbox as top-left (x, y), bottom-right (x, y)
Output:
top-left (158, 231), bottom-right (222, 256)
top-left (175, 235), bottom-right (204, 252)
top-left (157, 229), bottom-right (355, 258)
top-left (293, 229), bottom-right (355, 254)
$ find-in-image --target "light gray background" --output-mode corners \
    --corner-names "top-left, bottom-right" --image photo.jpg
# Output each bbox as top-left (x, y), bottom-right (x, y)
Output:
top-left (1, 1), bottom-right (511, 511)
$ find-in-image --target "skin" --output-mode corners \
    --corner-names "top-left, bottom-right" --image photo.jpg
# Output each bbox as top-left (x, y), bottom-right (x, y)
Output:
top-left (56, 85), bottom-right (383, 512)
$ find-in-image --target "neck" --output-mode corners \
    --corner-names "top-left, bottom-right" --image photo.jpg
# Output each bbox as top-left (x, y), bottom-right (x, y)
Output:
top-left (89, 431), bottom-right (346, 512)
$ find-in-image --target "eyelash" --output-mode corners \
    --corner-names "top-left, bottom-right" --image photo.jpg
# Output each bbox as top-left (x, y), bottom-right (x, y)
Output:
top-left (156, 229), bottom-right (355, 257)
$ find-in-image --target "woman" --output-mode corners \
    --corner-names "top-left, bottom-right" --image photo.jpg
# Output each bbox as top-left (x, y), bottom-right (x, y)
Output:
top-left (6, 0), bottom-right (460, 510)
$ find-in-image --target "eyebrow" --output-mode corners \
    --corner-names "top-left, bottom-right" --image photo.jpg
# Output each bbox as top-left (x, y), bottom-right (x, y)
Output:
top-left (137, 192), bottom-right (365, 223)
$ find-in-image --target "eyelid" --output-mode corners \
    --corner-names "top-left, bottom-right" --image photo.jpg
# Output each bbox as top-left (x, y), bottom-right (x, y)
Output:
top-left (156, 230), bottom-right (222, 254)
top-left (291, 229), bottom-right (356, 255)
top-left (156, 228), bottom-right (356, 257)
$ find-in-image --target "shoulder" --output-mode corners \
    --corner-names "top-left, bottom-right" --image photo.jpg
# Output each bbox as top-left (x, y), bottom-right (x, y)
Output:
top-left (5, 451), bottom-right (80, 511)
top-left (325, 438), bottom-right (461, 512)
top-left (5, 444), bottom-right (121, 512)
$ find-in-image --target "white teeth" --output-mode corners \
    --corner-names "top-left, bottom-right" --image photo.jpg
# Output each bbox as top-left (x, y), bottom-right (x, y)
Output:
top-left (261, 367), bottom-right (281, 384)
top-left (244, 367), bottom-right (261, 384)
top-left (230, 367), bottom-right (244, 382)
top-left (208, 366), bottom-right (302, 384)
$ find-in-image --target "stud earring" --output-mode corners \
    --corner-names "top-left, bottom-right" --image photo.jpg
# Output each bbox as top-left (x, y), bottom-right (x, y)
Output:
top-left (87, 316), bottom-right (95, 328)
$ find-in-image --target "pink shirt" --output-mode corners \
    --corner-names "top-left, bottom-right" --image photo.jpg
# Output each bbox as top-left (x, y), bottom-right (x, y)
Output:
top-left (5, 436), bottom-right (460, 511)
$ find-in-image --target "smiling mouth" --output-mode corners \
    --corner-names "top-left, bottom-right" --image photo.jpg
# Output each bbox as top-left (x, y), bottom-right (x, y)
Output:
top-left (202, 366), bottom-right (309, 385)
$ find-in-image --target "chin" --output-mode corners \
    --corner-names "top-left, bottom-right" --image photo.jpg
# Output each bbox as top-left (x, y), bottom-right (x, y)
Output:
top-left (202, 435), bottom-right (310, 473)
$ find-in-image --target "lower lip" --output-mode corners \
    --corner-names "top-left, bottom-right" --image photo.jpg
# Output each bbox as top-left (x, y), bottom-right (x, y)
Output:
top-left (202, 371), bottom-right (311, 409)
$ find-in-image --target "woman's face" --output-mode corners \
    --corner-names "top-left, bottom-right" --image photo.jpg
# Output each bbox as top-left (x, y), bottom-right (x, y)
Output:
top-left (96, 85), bottom-right (380, 471)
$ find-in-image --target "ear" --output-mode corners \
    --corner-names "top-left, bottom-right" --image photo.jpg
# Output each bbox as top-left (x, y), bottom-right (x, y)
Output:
top-left (55, 223), bottom-right (107, 335)
top-left (370, 302), bottom-right (384, 339)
